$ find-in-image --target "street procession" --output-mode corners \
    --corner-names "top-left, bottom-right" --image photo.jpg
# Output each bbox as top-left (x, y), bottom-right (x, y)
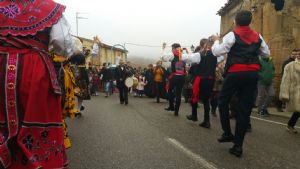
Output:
top-left (0, 0), bottom-right (299, 169)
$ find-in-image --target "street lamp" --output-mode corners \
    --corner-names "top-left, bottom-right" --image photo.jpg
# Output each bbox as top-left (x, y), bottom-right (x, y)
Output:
top-left (76, 12), bottom-right (88, 37)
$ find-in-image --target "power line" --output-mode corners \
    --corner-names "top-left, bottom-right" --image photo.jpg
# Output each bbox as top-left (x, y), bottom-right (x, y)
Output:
top-left (124, 42), bottom-right (191, 48)
top-left (124, 42), bottom-right (161, 48)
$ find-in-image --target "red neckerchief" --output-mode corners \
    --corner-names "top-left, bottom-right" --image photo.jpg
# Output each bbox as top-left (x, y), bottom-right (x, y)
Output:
top-left (0, 0), bottom-right (65, 36)
top-left (233, 26), bottom-right (259, 45)
top-left (173, 49), bottom-right (182, 60)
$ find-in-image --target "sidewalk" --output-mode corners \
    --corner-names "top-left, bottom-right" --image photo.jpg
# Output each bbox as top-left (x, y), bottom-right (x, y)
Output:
top-left (252, 107), bottom-right (293, 118)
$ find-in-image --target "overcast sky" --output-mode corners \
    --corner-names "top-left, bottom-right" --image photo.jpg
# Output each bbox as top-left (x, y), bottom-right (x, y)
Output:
top-left (55, 0), bottom-right (227, 60)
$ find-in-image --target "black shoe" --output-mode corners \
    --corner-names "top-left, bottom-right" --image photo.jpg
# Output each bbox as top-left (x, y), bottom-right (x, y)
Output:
top-left (125, 102), bottom-right (128, 105)
top-left (186, 115), bottom-right (198, 121)
top-left (174, 111), bottom-right (179, 116)
top-left (120, 101), bottom-right (124, 104)
top-left (199, 122), bottom-right (210, 128)
top-left (229, 145), bottom-right (243, 157)
top-left (165, 107), bottom-right (175, 111)
top-left (80, 105), bottom-right (85, 111)
top-left (218, 133), bottom-right (234, 143)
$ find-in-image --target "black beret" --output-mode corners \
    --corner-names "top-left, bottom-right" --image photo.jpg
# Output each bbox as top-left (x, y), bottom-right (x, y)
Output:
top-left (171, 43), bottom-right (181, 49)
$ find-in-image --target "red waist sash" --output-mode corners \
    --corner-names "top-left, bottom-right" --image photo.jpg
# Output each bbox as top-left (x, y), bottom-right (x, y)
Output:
top-left (191, 76), bottom-right (213, 104)
top-left (165, 72), bottom-right (186, 92)
top-left (228, 64), bottom-right (260, 73)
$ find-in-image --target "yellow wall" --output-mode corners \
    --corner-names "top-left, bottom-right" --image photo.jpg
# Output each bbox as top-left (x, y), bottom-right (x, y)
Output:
top-left (80, 38), bottom-right (127, 66)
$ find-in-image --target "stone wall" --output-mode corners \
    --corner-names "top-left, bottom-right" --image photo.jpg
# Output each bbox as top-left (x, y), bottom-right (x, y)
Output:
top-left (219, 0), bottom-right (300, 95)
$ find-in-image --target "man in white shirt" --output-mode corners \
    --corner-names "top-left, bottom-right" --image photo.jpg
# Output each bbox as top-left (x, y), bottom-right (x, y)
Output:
top-left (161, 43), bottom-right (201, 116)
top-left (211, 10), bottom-right (270, 157)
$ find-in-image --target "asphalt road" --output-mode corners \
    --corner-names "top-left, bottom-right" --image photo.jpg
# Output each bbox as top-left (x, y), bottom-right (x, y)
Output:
top-left (67, 94), bottom-right (300, 169)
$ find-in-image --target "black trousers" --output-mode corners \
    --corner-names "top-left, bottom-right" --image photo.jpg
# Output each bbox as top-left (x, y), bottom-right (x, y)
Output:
top-left (288, 112), bottom-right (300, 127)
top-left (192, 79), bottom-right (214, 123)
top-left (168, 75), bottom-right (185, 113)
top-left (155, 81), bottom-right (163, 102)
top-left (210, 93), bottom-right (218, 113)
top-left (117, 83), bottom-right (129, 104)
top-left (218, 72), bottom-right (258, 147)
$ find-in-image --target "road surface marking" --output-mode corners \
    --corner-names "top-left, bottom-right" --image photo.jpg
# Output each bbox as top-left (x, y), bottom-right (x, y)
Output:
top-left (251, 116), bottom-right (300, 129)
top-left (166, 138), bottom-right (218, 169)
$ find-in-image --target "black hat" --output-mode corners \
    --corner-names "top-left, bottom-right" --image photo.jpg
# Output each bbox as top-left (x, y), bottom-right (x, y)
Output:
top-left (171, 43), bottom-right (181, 49)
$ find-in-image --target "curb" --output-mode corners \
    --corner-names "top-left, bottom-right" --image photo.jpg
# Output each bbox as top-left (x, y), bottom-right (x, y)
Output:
top-left (252, 108), bottom-right (292, 118)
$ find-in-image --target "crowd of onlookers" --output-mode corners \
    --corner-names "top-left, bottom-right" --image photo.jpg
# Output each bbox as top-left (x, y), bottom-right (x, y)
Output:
top-left (87, 61), bottom-right (168, 99)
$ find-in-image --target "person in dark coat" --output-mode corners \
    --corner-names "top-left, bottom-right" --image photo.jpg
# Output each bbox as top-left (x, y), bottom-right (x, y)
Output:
top-left (115, 60), bottom-right (132, 105)
top-left (144, 64), bottom-right (156, 98)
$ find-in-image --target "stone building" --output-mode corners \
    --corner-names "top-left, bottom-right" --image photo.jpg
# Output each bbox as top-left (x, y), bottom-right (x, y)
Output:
top-left (78, 36), bottom-right (128, 67)
top-left (218, 0), bottom-right (300, 93)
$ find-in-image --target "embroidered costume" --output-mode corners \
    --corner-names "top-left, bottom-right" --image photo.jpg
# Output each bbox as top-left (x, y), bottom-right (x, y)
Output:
top-left (0, 1), bottom-right (75, 168)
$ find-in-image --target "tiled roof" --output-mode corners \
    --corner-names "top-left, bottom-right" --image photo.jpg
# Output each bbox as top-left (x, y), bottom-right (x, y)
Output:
top-left (217, 0), bottom-right (243, 16)
top-left (75, 36), bottom-right (127, 53)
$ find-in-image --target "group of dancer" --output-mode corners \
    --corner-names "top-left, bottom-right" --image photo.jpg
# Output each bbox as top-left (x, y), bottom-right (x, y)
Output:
top-left (159, 10), bottom-right (271, 157)
top-left (110, 10), bottom-right (300, 158)
top-left (111, 10), bottom-right (271, 158)
top-left (158, 10), bottom-right (299, 157)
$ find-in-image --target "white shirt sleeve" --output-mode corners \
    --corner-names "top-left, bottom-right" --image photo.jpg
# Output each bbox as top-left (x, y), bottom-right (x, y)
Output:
top-left (49, 16), bottom-right (76, 58)
top-left (161, 49), bottom-right (174, 62)
top-left (217, 55), bottom-right (225, 63)
top-left (212, 32), bottom-right (236, 57)
top-left (259, 34), bottom-right (270, 58)
top-left (182, 52), bottom-right (201, 64)
top-left (92, 43), bottom-right (99, 57)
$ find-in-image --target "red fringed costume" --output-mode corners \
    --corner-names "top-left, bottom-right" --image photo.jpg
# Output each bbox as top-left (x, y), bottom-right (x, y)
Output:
top-left (0, 1), bottom-right (68, 168)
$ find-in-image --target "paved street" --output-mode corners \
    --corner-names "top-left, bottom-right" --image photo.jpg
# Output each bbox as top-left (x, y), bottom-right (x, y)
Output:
top-left (67, 95), bottom-right (300, 169)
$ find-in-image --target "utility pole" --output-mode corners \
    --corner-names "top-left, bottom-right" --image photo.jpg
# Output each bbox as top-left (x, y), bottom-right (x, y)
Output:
top-left (76, 12), bottom-right (88, 37)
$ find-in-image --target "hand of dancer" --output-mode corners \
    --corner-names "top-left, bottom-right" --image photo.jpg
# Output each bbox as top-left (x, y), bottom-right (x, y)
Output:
top-left (182, 48), bottom-right (189, 54)
top-left (210, 33), bottom-right (220, 42)
top-left (162, 42), bottom-right (167, 50)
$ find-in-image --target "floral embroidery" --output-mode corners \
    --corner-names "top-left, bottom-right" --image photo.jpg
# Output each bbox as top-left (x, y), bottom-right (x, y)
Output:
top-left (28, 16), bottom-right (36, 22)
top-left (19, 128), bottom-right (65, 166)
top-left (0, 134), bottom-right (4, 145)
top-left (1, 3), bottom-right (20, 18)
top-left (44, 151), bottom-right (50, 162)
top-left (22, 135), bottom-right (34, 150)
top-left (21, 155), bottom-right (28, 165)
top-left (30, 154), bottom-right (39, 163)
top-left (40, 130), bottom-right (49, 138)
